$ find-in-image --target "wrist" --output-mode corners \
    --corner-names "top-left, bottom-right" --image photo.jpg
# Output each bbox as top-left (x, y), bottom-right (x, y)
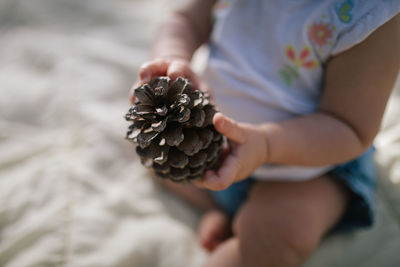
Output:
top-left (151, 47), bottom-right (192, 62)
top-left (153, 55), bottom-right (190, 62)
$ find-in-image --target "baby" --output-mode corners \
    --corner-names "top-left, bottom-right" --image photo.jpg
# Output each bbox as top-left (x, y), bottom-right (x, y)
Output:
top-left (130, 0), bottom-right (400, 266)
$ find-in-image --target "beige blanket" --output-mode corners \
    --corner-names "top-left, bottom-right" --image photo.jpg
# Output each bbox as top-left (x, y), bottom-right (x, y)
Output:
top-left (0, 0), bottom-right (399, 266)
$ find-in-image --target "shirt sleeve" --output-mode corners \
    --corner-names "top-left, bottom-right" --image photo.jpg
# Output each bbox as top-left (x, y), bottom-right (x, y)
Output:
top-left (331, 0), bottom-right (400, 56)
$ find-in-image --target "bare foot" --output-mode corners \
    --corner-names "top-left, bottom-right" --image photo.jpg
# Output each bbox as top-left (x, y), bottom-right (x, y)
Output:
top-left (197, 210), bottom-right (232, 252)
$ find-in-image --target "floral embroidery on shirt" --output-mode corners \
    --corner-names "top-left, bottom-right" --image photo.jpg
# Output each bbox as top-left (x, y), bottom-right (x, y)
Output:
top-left (335, 0), bottom-right (354, 23)
top-left (279, 64), bottom-right (299, 86)
top-left (308, 21), bottom-right (333, 49)
top-left (279, 45), bottom-right (318, 86)
top-left (286, 45), bottom-right (318, 69)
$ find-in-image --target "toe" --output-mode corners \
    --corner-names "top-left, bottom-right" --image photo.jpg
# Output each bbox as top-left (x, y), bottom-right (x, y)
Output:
top-left (197, 210), bottom-right (232, 251)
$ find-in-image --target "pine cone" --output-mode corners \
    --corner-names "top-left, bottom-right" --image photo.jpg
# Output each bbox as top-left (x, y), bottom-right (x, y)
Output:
top-left (125, 76), bottom-right (223, 182)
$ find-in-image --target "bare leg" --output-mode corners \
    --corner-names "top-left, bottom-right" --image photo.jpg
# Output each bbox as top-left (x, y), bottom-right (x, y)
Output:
top-left (203, 174), bottom-right (349, 267)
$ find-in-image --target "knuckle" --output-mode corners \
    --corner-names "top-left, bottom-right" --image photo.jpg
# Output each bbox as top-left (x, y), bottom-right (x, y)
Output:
top-left (169, 60), bottom-right (191, 73)
top-left (170, 63), bottom-right (187, 73)
top-left (139, 63), bottom-right (151, 74)
top-left (173, 58), bottom-right (189, 66)
top-left (140, 58), bottom-right (166, 70)
top-left (140, 60), bottom-right (154, 69)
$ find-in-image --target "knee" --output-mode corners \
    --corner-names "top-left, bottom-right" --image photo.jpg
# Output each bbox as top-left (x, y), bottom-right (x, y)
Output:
top-left (233, 208), bottom-right (321, 266)
top-left (281, 226), bottom-right (321, 263)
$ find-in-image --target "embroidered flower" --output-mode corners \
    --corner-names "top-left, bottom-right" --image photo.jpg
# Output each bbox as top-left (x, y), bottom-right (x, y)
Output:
top-left (308, 21), bottom-right (333, 48)
top-left (279, 64), bottom-right (299, 86)
top-left (285, 45), bottom-right (318, 69)
top-left (279, 45), bottom-right (318, 86)
top-left (335, 0), bottom-right (354, 23)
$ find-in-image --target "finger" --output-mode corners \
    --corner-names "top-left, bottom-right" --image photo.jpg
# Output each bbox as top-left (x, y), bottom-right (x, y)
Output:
top-left (192, 171), bottom-right (229, 191)
top-left (166, 60), bottom-right (191, 79)
top-left (191, 178), bottom-right (207, 188)
top-left (166, 61), bottom-right (205, 91)
top-left (139, 59), bottom-right (170, 82)
top-left (196, 155), bottom-right (239, 191)
top-left (198, 170), bottom-right (232, 191)
top-left (212, 154), bottom-right (241, 184)
top-left (215, 144), bottom-right (230, 169)
top-left (213, 113), bottom-right (246, 144)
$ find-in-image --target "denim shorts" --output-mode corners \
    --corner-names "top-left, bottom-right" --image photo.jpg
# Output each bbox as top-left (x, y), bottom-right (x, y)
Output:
top-left (211, 147), bottom-right (376, 231)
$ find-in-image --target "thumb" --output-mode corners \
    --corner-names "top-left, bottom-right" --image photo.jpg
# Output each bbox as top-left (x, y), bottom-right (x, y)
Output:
top-left (213, 113), bottom-right (246, 144)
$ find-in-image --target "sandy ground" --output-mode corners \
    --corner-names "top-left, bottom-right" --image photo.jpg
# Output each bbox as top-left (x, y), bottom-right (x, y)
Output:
top-left (0, 0), bottom-right (399, 266)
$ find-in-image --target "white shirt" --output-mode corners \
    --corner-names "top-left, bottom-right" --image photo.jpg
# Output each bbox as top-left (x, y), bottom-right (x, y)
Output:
top-left (204, 0), bottom-right (400, 180)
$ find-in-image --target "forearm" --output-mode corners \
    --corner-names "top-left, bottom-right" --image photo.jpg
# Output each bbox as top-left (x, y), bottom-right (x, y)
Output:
top-left (151, 1), bottom-right (215, 60)
top-left (152, 16), bottom-right (200, 60)
top-left (263, 112), bottom-right (370, 166)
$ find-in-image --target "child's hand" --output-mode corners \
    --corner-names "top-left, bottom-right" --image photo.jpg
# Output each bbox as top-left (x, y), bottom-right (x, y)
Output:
top-left (193, 113), bottom-right (269, 191)
top-left (130, 58), bottom-right (211, 104)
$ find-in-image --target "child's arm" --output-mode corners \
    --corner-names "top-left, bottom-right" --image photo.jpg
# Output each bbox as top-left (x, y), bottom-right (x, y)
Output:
top-left (130, 0), bottom-right (216, 103)
top-left (196, 14), bottom-right (400, 190)
top-left (266, 14), bottom-right (400, 166)
top-left (150, 0), bottom-right (215, 62)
